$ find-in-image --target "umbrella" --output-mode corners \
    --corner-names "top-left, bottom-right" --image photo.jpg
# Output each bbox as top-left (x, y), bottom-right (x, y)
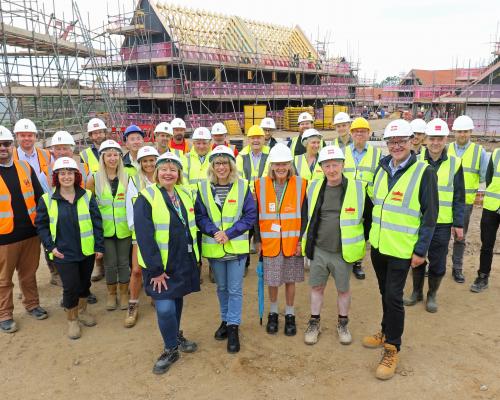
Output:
top-left (256, 259), bottom-right (264, 325)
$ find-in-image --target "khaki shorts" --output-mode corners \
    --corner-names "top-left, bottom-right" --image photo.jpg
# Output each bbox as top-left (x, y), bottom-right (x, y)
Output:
top-left (309, 246), bottom-right (352, 292)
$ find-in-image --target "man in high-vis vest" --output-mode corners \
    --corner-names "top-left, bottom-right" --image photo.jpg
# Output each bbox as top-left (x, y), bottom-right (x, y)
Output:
top-left (289, 112), bottom-right (315, 156)
top-left (236, 125), bottom-right (269, 185)
top-left (0, 126), bottom-right (47, 333)
top-left (447, 115), bottom-right (489, 283)
top-left (211, 122), bottom-right (238, 156)
top-left (169, 118), bottom-right (191, 157)
top-left (153, 122), bottom-right (172, 155)
top-left (122, 124), bottom-right (145, 177)
top-left (302, 145), bottom-right (366, 346)
top-left (332, 112), bottom-right (352, 151)
top-left (12, 118), bottom-right (52, 193)
top-left (470, 148), bottom-right (500, 293)
top-left (404, 118), bottom-right (465, 313)
top-left (363, 119), bottom-right (438, 380)
top-left (410, 118), bottom-right (427, 155)
top-left (260, 117), bottom-right (278, 148)
top-left (80, 118), bottom-right (107, 179)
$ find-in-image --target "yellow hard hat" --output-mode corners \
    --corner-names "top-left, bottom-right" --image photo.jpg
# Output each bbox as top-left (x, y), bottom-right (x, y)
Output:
top-left (247, 125), bottom-right (265, 137)
top-left (350, 117), bottom-right (370, 131)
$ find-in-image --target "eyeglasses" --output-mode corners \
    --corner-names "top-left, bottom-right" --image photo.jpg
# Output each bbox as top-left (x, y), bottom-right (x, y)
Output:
top-left (386, 139), bottom-right (410, 148)
top-left (0, 142), bottom-right (12, 148)
top-left (214, 161), bottom-right (229, 167)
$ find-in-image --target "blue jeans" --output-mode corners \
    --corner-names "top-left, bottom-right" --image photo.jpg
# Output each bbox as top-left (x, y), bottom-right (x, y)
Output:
top-left (155, 297), bottom-right (183, 349)
top-left (210, 257), bottom-right (246, 325)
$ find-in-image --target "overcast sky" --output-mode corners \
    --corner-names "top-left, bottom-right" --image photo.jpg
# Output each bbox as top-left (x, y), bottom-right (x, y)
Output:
top-left (45, 0), bottom-right (499, 81)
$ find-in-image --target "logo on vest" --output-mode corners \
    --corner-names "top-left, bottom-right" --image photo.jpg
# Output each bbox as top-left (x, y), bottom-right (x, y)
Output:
top-left (344, 207), bottom-right (356, 214)
top-left (117, 192), bottom-right (125, 200)
top-left (391, 191), bottom-right (404, 202)
top-left (23, 178), bottom-right (30, 187)
top-left (228, 199), bottom-right (236, 203)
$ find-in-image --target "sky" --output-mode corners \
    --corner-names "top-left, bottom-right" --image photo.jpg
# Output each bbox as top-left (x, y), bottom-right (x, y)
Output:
top-left (43, 0), bottom-right (499, 82)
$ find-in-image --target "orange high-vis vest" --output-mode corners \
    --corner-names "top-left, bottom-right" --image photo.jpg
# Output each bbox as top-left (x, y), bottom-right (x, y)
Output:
top-left (255, 175), bottom-right (306, 257)
top-left (0, 160), bottom-right (36, 234)
top-left (13, 147), bottom-right (51, 177)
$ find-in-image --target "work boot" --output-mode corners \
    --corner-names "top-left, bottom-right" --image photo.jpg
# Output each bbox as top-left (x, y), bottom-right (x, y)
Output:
top-left (118, 283), bottom-right (129, 310)
top-left (375, 343), bottom-right (399, 380)
top-left (404, 264), bottom-right (425, 306)
top-left (0, 319), bottom-right (18, 333)
top-left (214, 321), bottom-right (228, 340)
top-left (227, 324), bottom-right (240, 353)
top-left (362, 331), bottom-right (385, 348)
top-left (304, 318), bottom-right (321, 345)
top-left (425, 275), bottom-right (443, 313)
top-left (209, 266), bottom-right (215, 283)
top-left (78, 298), bottom-right (96, 327)
top-left (352, 261), bottom-right (366, 280)
top-left (66, 307), bottom-right (81, 340)
top-left (91, 258), bottom-right (104, 282)
top-left (50, 270), bottom-right (63, 287)
top-left (452, 268), bottom-right (465, 283)
top-left (124, 302), bottom-right (139, 328)
top-left (27, 306), bottom-right (48, 320)
top-left (177, 330), bottom-right (198, 353)
top-left (106, 284), bottom-right (118, 311)
top-left (470, 273), bottom-right (489, 293)
top-left (284, 314), bottom-right (296, 336)
top-left (266, 312), bottom-right (279, 334)
top-left (337, 317), bottom-right (352, 345)
top-left (153, 347), bottom-right (180, 375)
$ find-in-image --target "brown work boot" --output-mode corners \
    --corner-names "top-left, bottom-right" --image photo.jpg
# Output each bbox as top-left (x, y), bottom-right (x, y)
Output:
top-left (375, 343), bottom-right (399, 380)
top-left (66, 307), bottom-right (81, 340)
top-left (362, 331), bottom-right (385, 348)
top-left (91, 258), bottom-right (105, 282)
top-left (106, 284), bottom-right (118, 311)
top-left (118, 283), bottom-right (129, 310)
top-left (124, 301), bottom-right (139, 328)
top-left (78, 298), bottom-right (96, 327)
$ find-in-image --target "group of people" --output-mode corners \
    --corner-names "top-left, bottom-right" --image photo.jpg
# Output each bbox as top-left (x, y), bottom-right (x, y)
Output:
top-left (0, 110), bottom-right (498, 380)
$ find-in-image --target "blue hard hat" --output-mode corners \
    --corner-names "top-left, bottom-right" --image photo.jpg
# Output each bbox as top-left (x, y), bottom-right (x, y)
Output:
top-left (123, 124), bottom-right (144, 139)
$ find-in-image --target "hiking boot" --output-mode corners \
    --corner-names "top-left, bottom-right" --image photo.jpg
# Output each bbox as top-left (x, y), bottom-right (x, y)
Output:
top-left (78, 298), bottom-right (96, 327)
top-left (266, 312), bottom-right (279, 334)
top-left (470, 273), bottom-right (489, 293)
top-left (66, 307), bottom-right (81, 340)
top-left (27, 306), bottom-right (48, 320)
top-left (91, 259), bottom-right (104, 282)
top-left (214, 321), bottom-right (228, 340)
top-left (153, 347), bottom-right (180, 375)
top-left (227, 324), bottom-right (240, 353)
top-left (362, 331), bottom-right (385, 348)
top-left (452, 269), bottom-right (465, 283)
top-left (337, 317), bottom-right (352, 345)
top-left (0, 319), bottom-right (18, 333)
top-left (304, 318), bottom-right (321, 345)
top-left (124, 302), bottom-right (139, 328)
top-left (118, 283), bottom-right (129, 310)
top-left (375, 343), bottom-right (399, 380)
top-left (404, 264), bottom-right (425, 306)
top-left (425, 275), bottom-right (443, 313)
top-left (284, 314), bottom-right (296, 336)
top-left (177, 330), bottom-right (198, 353)
top-left (106, 284), bottom-right (118, 311)
top-left (353, 261), bottom-right (366, 280)
top-left (87, 292), bottom-right (97, 304)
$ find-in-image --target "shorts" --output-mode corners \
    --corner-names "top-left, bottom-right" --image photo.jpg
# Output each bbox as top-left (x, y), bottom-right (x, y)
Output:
top-left (309, 246), bottom-right (352, 292)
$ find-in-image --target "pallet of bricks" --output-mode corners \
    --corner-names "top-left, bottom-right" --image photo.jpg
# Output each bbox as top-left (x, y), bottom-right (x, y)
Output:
top-left (283, 106), bottom-right (314, 131)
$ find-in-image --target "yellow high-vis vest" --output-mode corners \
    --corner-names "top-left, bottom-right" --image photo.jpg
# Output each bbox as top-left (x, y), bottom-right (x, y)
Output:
top-left (448, 141), bottom-right (482, 205)
top-left (483, 148), bottom-right (500, 212)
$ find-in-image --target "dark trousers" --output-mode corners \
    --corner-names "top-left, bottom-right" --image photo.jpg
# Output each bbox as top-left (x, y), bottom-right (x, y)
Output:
top-left (155, 297), bottom-right (183, 349)
top-left (371, 247), bottom-right (410, 350)
top-left (479, 208), bottom-right (500, 276)
top-left (55, 256), bottom-right (95, 309)
top-left (427, 224), bottom-right (452, 277)
top-left (363, 196), bottom-right (374, 241)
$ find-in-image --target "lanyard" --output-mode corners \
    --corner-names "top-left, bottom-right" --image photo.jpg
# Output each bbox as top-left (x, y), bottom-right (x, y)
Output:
top-left (273, 181), bottom-right (288, 216)
top-left (168, 190), bottom-right (186, 226)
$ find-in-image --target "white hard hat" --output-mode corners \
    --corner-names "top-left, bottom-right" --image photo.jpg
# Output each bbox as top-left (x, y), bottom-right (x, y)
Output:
top-left (410, 118), bottom-right (427, 134)
top-left (87, 118), bottom-right (107, 133)
top-left (154, 122), bottom-right (173, 135)
top-left (383, 119), bottom-right (413, 139)
top-left (137, 146), bottom-right (159, 161)
top-left (318, 145), bottom-right (345, 164)
top-left (333, 112), bottom-right (351, 125)
top-left (268, 143), bottom-right (293, 163)
top-left (301, 128), bottom-right (323, 144)
top-left (99, 139), bottom-right (122, 154)
top-left (156, 151), bottom-right (183, 169)
top-left (209, 145), bottom-right (235, 162)
top-left (170, 118), bottom-right (186, 129)
top-left (452, 115), bottom-right (474, 131)
top-left (211, 122), bottom-right (228, 135)
top-left (298, 112), bottom-right (314, 124)
top-left (0, 126), bottom-right (14, 141)
top-left (425, 118), bottom-right (450, 136)
top-left (51, 131), bottom-right (75, 147)
top-left (13, 118), bottom-right (37, 134)
top-left (52, 156), bottom-right (78, 172)
top-left (260, 117), bottom-right (276, 130)
top-left (192, 127), bottom-right (212, 140)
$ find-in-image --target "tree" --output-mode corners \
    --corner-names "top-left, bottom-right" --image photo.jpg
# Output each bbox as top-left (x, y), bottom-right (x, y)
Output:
top-left (377, 76), bottom-right (401, 87)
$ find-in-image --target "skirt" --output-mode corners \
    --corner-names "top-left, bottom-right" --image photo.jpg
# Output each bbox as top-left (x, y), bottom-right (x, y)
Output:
top-left (263, 251), bottom-right (304, 286)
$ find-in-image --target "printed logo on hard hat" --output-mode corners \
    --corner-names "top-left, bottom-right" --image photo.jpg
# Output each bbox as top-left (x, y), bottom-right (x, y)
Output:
top-left (391, 125), bottom-right (398, 131)
top-left (24, 124), bottom-right (29, 129)
top-left (93, 123), bottom-right (99, 128)
top-left (435, 125), bottom-right (441, 131)
top-left (63, 159), bottom-right (70, 165)
top-left (327, 149), bottom-right (335, 154)
top-left (58, 137), bottom-right (62, 142)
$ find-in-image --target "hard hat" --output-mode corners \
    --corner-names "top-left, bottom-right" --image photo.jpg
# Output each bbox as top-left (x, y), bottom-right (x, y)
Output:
top-left (333, 112), bottom-right (351, 125)
top-left (268, 143), bottom-right (293, 163)
top-left (52, 157), bottom-right (78, 172)
top-left (260, 117), bottom-right (276, 130)
top-left (154, 122), bottom-right (173, 135)
top-left (209, 145), bottom-right (235, 162)
top-left (192, 127), bottom-right (212, 140)
top-left (425, 118), bottom-right (450, 136)
top-left (452, 115), bottom-right (474, 131)
top-left (87, 118), bottom-right (107, 133)
top-left (50, 131), bottom-right (75, 147)
top-left (211, 122), bottom-right (227, 135)
top-left (297, 112), bottom-right (314, 124)
top-left (123, 124), bottom-right (144, 139)
top-left (350, 117), bottom-right (370, 131)
top-left (301, 128), bottom-right (323, 144)
top-left (247, 125), bottom-right (265, 137)
top-left (99, 139), bottom-right (122, 154)
top-left (156, 151), bottom-right (183, 169)
top-left (13, 118), bottom-right (37, 134)
top-left (0, 126), bottom-right (14, 141)
top-left (170, 118), bottom-right (186, 129)
top-left (383, 119), bottom-right (413, 139)
top-left (137, 146), bottom-right (159, 161)
top-left (318, 145), bottom-right (345, 164)
top-left (410, 118), bottom-right (427, 134)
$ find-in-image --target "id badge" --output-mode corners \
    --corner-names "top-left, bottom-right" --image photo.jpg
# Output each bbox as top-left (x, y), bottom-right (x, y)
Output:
top-left (187, 244), bottom-right (193, 253)
top-left (271, 223), bottom-right (281, 232)
top-left (269, 203), bottom-right (276, 213)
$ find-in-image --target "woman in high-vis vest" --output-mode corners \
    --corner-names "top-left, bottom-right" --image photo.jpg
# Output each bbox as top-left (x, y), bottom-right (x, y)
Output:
top-left (86, 140), bottom-right (131, 312)
top-left (195, 145), bottom-right (256, 354)
top-left (124, 145), bottom-right (159, 328)
top-left (35, 157), bottom-right (104, 340)
top-left (293, 129), bottom-right (324, 181)
top-left (254, 143), bottom-right (307, 337)
top-left (134, 152), bottom-right (200, 375)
